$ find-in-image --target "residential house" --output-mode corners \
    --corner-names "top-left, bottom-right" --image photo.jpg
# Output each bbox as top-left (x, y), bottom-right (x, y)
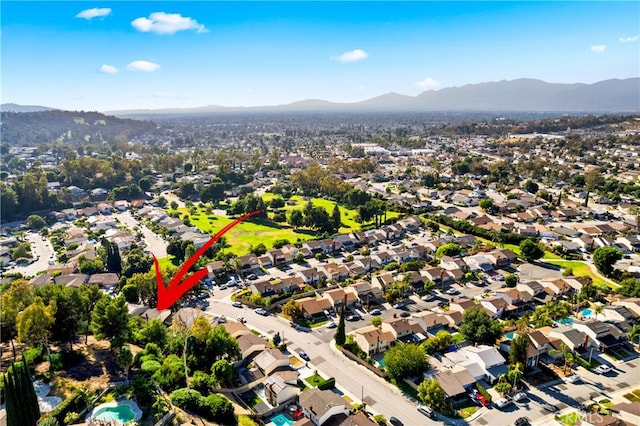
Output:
top-left (421, 267), bottom-right (451, 287)
top-left (449, 298), bottom-right (477, 314)
top-left (410, 311), bottom-right (450, 335)
top-left (371, 252), bottom-right (393, 266)
top-left (484, 249), bottom-right (518, 268)
top-left (318, 263), bottom-right (350, 282)
top-left (516, 281), bottom-right (547, 301)
top-left (354, 256), bottom-right (380, 272)
top-left (572, 320), bottom-right (624, 351)
top-left (381, 318), bottom-right (417, 342)
top-left (440, 256), bottom-right (469, 272)
top-left (614, 298), bottom-right (640, 318)
top-left (266, 248), bottom-right (293, 267)
top-left (372, 271), bottom-right (395, 290)
top-left (297, 267), bottom-right (321, 286)
top-left (264, 370), bottom-right (300, 407)
top-left (86, 273), bottom-right (120, 289)
top-left (434, 367), bottom-right (476, 399)
top-left (253, 348), bottom-right (290, 376)
top-left (97, 203), bottom-right (113, 215)
top-left (464, 254), bottom-right (493, 273)
top-left (548, 326), bottom-right (590, 352)
top-left (322, 287), bottom-right (359, 310)
top-left (443, 345), bottom-right (508, 384)
top-left (610, 401), bottom-right (640, 426)
top-left (296, 297), bottom-right (333, 321)
top-left (237, 334), bottom-right (268, 361)
top-left (238, 254), bottom-right (259, 272)
top-left (221, 321), bottom-right (252, 339)
top-left (352, 325), bottom-right (395, 356)
top-left (299, 388), bottom-right (350, 426)
top-left (480, 297), bottom-right (508, 319)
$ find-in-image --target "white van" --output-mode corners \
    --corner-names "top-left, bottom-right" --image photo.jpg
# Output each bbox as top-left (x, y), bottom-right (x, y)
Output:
top-left (417, 405), bottom-right (434, 418)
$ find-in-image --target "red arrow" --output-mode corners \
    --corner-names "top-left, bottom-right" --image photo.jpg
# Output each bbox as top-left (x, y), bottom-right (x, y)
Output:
top-left (152, 210), bottom-right (261, 310)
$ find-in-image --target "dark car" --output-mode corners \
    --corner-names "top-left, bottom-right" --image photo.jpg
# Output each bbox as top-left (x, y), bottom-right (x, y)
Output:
top-left (514, 417), bottom-right (530, 426)
top-left (389, 416), bottom-right (404, 426)
top-left (299, 351), bottom-right (310, 361)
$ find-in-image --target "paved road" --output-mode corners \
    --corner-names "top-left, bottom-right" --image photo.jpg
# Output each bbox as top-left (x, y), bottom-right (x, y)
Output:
top-left (206, 293), bottom-right (440, 425)
top-left (6, 232), bottom-right (55, 277)
top-left (114, 211), bottom-right (168, 258)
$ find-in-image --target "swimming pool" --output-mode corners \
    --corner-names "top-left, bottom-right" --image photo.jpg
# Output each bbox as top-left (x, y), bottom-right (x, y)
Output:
top-left (556, 317), bottom-right (574, 325)
top-left (504, 332), bottom-right (516, 340)
top-left (270, 413), bottom-right (294, 426)
top-left (581, 308), bottom-right (594, 318)
top-left (88, 400), bottom-right (143, 424)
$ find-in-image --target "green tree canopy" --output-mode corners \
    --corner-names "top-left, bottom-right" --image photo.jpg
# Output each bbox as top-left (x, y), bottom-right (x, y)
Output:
top-left (519, 238), bottom-right (544, 262)
top-left (435, 243), bottom-right (462, 259)
top-left (417, 378), bottom-right (447, 411)
top-left (382, 343), bottom-right (429, 381)
top-left (91, 295), bottom-right (130, 349)
top-left (593, 246), bottom-right (623, 277)
top-left (459, 307), bottom-right (503, 345)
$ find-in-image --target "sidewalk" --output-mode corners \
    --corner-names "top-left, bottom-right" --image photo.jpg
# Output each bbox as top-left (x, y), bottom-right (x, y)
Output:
top-left (532, 386), bottom-right (633, 426)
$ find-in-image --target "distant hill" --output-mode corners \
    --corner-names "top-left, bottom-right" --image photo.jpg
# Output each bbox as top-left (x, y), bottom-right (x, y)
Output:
top-left (107, 78), bottom-right (640, 117)
top-left (0, 110), bottom-right (157, 145)
top-left (1, 103), bottom-right (56, 113)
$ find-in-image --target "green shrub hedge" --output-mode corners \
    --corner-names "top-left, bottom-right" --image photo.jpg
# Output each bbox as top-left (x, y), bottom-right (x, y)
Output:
top-left (318, 377), bottom-right (336, 390)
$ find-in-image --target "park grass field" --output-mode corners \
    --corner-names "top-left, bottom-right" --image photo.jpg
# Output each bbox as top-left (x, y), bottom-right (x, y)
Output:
top-left (543, 259), bottom-right (609, 287)
top-left (172, 195), bottom-right (400, 255)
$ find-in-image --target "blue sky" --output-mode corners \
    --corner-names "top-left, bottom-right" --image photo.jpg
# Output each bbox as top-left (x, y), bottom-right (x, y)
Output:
top-left (2, 1), bottom-right (638, 111)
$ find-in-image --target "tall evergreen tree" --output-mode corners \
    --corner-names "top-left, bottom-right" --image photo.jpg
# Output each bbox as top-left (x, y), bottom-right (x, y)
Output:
top-left (334, 302), bottom-right (346, 347)
top-left (331, 204), bottom-right (341, 232)
top-left (4, 361), bottom-right (40, 426)
top-left (106, 241), bottom-right (122, 274)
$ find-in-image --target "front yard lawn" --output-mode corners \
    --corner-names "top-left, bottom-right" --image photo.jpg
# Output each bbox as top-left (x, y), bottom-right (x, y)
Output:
top-left (453, 400), bottom-right (478, 419)
top-left (304, 373), bottom-right (326, 387)
top-left (623, 389), bottom-right (640, 402)
top-left (556, 412), bottom-right (581, 426)
top-left (543, 260), bottom-right (609, 287)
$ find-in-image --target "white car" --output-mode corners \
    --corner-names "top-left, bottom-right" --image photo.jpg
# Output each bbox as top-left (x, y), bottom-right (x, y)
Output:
top-left (421, 294), bottom-right (435, 301)
top-left (494, 398), bottom-right (511, 409)
top-left (594, 365), bottom-right (612, 374)
top-left (512, 392), bottom-right (527, 402)
top-left (417, 405), bottom-right (434, 418)
top-left (445, 288), bottom-right (459, 295)
top-left (565, 374), bottom-right (581, 384)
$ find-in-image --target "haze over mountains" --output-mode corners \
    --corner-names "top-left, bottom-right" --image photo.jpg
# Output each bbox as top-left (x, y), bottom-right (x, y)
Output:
top-left (3, 78), bottom-right (639, 116)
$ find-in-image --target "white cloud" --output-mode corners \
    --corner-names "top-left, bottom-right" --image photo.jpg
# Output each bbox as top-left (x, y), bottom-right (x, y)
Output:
top-left (76, 8), bottom-right (112, 20)
top-left (131, 12), bottom-right (208, 35)
top-left (126, 61), bottom-right (161, 72)
top-left (590, 44), bottom-right (606, 53)
top-left (99, 64), bottom-right (118, 74)
top-left (334, 49), bottom-right (368, 63)
top-left (619, 35), bottom-right (639, 43)
top-left (416, 77), bottom-right (440, 90)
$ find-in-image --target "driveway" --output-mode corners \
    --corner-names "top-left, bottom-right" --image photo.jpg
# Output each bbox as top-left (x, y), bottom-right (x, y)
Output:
top-left (6, 232), bottom-right (55, 277)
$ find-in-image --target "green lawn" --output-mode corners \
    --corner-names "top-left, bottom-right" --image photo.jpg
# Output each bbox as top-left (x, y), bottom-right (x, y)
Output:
top-left (556, 412), bottom-right (581, 426)
top-left (304, 373), bottom-right (326, 387)
top-left (172, 199), bottom-right (399, 255)
top-left (263, 194), bottom-right (400, 232)
top-left (543, 260), bottom-right (608, 286)
top-left (451, 333), bottom-right (465, 344)
top-left (454, 401), bottom-right (479, 419)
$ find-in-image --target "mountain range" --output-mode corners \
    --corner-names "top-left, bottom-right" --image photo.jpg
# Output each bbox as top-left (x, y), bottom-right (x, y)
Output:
top-left (3, 78), bottom-right (639, 116)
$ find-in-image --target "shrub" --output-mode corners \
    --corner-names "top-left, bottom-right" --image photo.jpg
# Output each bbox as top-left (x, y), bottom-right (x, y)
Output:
top-left (476, 382), bottom-right (492, 403)
top-left (140, 360), bottom-right (162, 375)
top-left (170, 388), bottom-right (203, 412)
top-left (318, 377), bottom-right (336, 390)
top-left (23, 346), bottom-right (44, 366)
top-left (38, 418), bottom-right (60, 426)
top-left (48, 353), bottom-right (63, 371)
top-left (201, 394), bottom-right (235, 424)
top-left (49, 390), bottom-right (87, 425)
top-left (191, 371), bottom-right (216, 393)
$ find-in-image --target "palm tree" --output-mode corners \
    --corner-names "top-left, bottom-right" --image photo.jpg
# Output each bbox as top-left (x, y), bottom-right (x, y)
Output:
top-left (626, 324), bottom-right (640, 347)
top-left (508, 362), bottom-right (524, 389)
top-left (593, 304), bottom-right (604, 320)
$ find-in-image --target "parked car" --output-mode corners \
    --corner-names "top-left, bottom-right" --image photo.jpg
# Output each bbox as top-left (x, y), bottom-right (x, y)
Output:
top-left (512, 392), bottom-right (527, 402)
top-left (232, 301), bottom-right (243, 308)
top-left (594, 365), bottom-right (612, 374)
top-left (326, 321), bottom-right (337, 329)
top-left (389, 417), bottom-right (404, 426)
top-left (299, 351), bottom-right (310, 361)
top-left (347, 315), bottom-right (361, 321)
top-left (514, 417), bottom-right (530, 426)
top-left (237, 316), bottom-right (246, 324)
top-left (421, 294), bottom-right (435, 301)
top-left (417, 405), bottom-right (434, 418)
top-left (399, 311), bottom-right (410, 318)
top-left (246, 273), bottom-right (258, 280)
top-left (254, 308), bottom-right (268, 316)
top-left (494, 398), bottom-right (512, 409)
top-left (445, 288), bottom-right (459, 295)
top-left (370, 309), bottom-right (382, 315)
top-left (565, 374), bottom-right (581, 384)
top-left (392, 302), bottom-right (405, 309)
